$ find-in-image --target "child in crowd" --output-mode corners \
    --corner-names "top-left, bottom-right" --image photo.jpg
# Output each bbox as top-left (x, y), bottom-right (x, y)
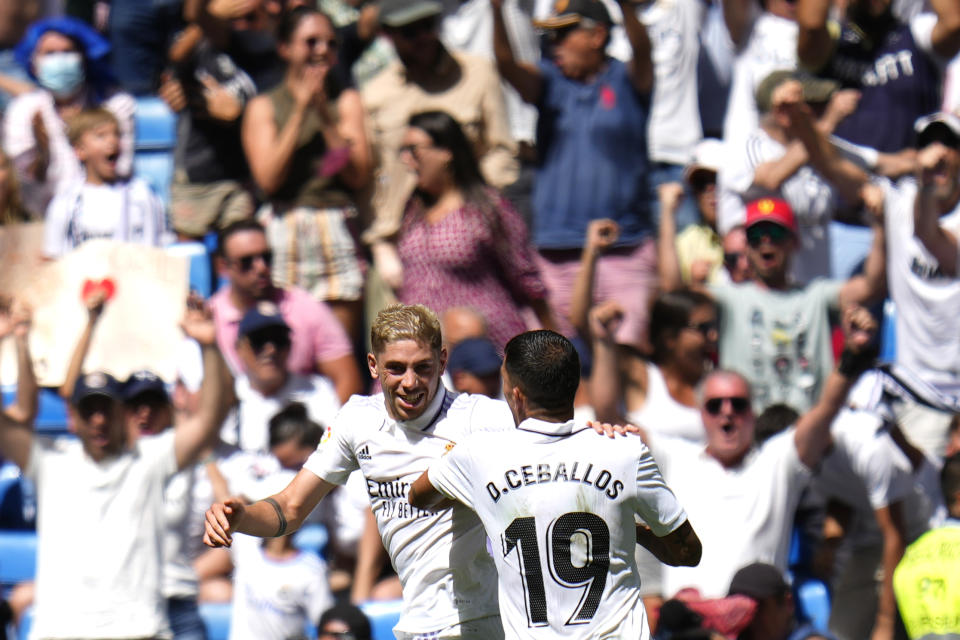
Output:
top-left (42, 107), bottom-right (167, 258)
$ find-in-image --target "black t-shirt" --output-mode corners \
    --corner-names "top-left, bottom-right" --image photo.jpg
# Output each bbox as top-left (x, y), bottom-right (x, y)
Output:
top-left (173, 40), bottom-right (258, 183)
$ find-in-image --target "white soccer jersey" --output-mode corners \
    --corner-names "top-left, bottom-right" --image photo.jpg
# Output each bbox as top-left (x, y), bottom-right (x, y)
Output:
top-left (428, 418), bottom-right (687, 639)
top-left (302, 387), bottom-right (511, 634)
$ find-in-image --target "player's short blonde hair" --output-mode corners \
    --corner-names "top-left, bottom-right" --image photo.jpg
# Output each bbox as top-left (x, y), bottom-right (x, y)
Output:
top-left (370, 304), bottom-right (443, 355)
top-left (67, 107), bottom-right (119, 147)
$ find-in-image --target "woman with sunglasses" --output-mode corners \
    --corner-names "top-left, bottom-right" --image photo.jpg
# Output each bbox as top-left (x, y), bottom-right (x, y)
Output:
top-left (392, 110), bottom-right (554, 350)
top-left (242, 6), bottom-right (371, 343)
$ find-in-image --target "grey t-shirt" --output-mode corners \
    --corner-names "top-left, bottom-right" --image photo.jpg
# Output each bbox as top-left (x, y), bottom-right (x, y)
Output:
top-left (711, 279), bottom-right (842, 412)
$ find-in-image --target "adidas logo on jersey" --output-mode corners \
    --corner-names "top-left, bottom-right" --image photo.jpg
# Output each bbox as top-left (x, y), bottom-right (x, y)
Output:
top-left (357, 445), bottom-right (372, 460)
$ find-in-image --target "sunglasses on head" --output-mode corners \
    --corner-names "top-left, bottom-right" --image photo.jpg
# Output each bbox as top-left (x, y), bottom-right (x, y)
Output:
top-left (230, 250), bottom-right (273, 272)
top-left (746, 223), bottom-right (791, 247)
top-left (704, 396), bottom-right (751, 415)
top-left (248, 330), bottom-right (291, 353)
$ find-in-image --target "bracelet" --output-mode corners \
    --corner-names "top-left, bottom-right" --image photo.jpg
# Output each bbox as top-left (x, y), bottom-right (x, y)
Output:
top-left (263, 497), bottom-right (288, 537)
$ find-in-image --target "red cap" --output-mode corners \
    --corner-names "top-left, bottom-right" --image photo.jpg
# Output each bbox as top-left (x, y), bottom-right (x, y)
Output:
top-left (744, 198), bottom-right (797, 235)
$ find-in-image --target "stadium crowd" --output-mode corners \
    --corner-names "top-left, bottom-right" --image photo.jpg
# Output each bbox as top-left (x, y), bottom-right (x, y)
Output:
top-left (1, 0), bottom-right (960, 637)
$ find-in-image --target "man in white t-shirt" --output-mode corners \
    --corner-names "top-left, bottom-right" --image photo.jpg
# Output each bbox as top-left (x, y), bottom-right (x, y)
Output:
top-left (408, 329), bottom-right (701, 639)
top-left (230, 303), bottom-right (340, 452)
top-left (721, 0), bottom-right (798, 147)
top-left (630, 306), bottom-right (879, 599)
top-left (0, 302), bottom-right (230, 640)
top-left (205, 303), bottom-right (510, 639)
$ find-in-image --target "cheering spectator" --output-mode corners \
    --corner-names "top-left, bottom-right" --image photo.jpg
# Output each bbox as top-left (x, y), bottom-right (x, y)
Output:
top-left (362, 0), bottom-right (518, 291)
top-left (717, 70), bottom-right (863, 283)
top-left (318, 603), bottom-right (373, 640)
top-left (4, 17), bottom-right (135, 215)
top-left (0, 300), bottom-right (231, 640)
top-left (797, 0), bottom-right (960, 153)
top-left (242, 5), bottom-right (372, 341)
top-left (43, 107), bottom-right (167, 258)
top-left (493, 0), bottom-right (657, 351)
top-left (160, 14), bottom-right (258, 241)
top-left (666, 195), bottom-right (885, 412)
top-left (395, 110), bottom-right (551, 350)
top-left (210, 219), bottom-right (362, 405)
top-left (623, 306), bottom-right (878, 599)
top-left (230, 303), bottom-right (340, 452)
top-left (728, 563), bottom-right (834, 640)
top-left (721, 225), bottom-right (754, 284)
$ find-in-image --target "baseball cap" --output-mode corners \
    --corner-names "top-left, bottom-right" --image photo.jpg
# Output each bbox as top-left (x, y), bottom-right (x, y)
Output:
top-left (238, 301), bottom-right (290, 339)
top-left (379, 0), bottom-right (442, 28)
top-left (72, 372), bottom-right (124, 406)
top-left (914, 112), bottom-right (960, 149)
top-left (533, 0), bottom-right (613, 29)
top-left (683, 138), bottom-right (725, 185)
top-left (755, 69), bottom-right (839, 113)
top-left (728, 562), bottom-right (790, 600)
top-left (744, 198), bottom-right (798, 235)
top-left (448, 337), bottom-right (502, 377)
top-left (123, 370), bottom-right (170, 404)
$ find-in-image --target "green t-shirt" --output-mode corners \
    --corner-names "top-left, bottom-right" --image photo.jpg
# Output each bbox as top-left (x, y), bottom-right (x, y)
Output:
top-left (893, 524), bottom-right (960, 639)
top-left (710, 279), bottom-right (842, 412)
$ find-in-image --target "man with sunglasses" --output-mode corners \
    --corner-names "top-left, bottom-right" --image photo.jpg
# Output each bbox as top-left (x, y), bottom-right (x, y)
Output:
top-left (0, 300), bottom-right (232, 640)
top-left (695, 195), bottom-right (884, 413)
top-left (210, 219), bottom-right (361, 406)
top-left (232, 303), bottom-right (341, 452)
top-left (643, 305), bottom-right (879, 600)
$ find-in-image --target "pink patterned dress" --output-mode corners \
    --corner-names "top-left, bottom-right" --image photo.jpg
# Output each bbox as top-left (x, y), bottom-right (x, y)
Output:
top-left (397, 191), bottom-right (548, 350)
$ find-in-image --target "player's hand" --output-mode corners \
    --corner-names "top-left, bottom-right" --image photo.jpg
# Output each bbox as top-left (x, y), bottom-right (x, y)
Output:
top-left (585, 219), bottom-right (619, 254)
top-left (587, 420), bottom-right (642, 439)
top-left (203, 497), bottom-right (245, 548)
top-left (588, 300), bottom-right (624, 343)
top-left (181, 294), bottom-right (217, 346)
top-left (841, 305), bottom-right (877, 354)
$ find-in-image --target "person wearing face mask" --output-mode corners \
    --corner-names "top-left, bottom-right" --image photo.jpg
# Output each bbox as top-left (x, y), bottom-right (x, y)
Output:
top-left (3, 16), bottom-right (135, 216)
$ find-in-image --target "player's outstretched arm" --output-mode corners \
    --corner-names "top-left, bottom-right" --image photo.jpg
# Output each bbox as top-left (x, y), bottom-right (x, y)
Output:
top-left (203, 468), bottom-right (337, 547)
top-left (635, 520), bottom-right (702, 568)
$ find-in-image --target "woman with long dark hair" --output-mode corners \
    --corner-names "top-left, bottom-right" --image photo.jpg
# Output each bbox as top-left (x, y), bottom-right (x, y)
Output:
top-left (394, 110), bottom-right (552, 350)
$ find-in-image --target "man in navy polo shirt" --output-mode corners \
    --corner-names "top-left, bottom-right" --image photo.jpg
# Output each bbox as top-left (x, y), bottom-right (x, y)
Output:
top-left (491, 0), bottom-right (656, 351)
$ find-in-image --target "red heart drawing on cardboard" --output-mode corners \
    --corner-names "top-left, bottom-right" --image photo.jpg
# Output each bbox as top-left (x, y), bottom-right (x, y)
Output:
top-left (81, 278), bottom-right (116, 303)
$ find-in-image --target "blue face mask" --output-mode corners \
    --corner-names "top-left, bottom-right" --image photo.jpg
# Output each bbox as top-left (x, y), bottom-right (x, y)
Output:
top-left (35, 51), bottom-right (85, 96)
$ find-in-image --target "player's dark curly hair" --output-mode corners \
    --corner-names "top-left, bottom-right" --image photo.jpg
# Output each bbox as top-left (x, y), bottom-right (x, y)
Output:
top-left (503, 330), bottom-right (579, 412)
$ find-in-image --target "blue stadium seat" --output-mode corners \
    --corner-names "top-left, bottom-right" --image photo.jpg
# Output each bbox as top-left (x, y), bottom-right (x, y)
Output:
top-left (880, 299), bottom-right (897, 362)
top-left (795, 577), bottom-right (831, 633)
top-left (134, 97), bottom-right (177, 151)
top-left (200, 602), bottom-right (232, 640)
top-left (166, 241), bottom-right (213, 298)
top-left (360, 600), bottom-right (402, 640)
top-left (1, 388), bottom-right (69, 435)
top-left (133, 150), bottom-right (175, 208)
top-left (0, 531), bottom-right (36, 588)
top-left (292, 523), bottom-right (329, 558)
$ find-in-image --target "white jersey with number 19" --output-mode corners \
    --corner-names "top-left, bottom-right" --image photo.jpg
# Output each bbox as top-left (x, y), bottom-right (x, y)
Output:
top-left (428, 418), bottom-right (687, 639)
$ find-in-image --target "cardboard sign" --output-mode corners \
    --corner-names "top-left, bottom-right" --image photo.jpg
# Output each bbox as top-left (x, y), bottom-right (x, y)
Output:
top-left (0, 224), bottom-right (188, 386)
